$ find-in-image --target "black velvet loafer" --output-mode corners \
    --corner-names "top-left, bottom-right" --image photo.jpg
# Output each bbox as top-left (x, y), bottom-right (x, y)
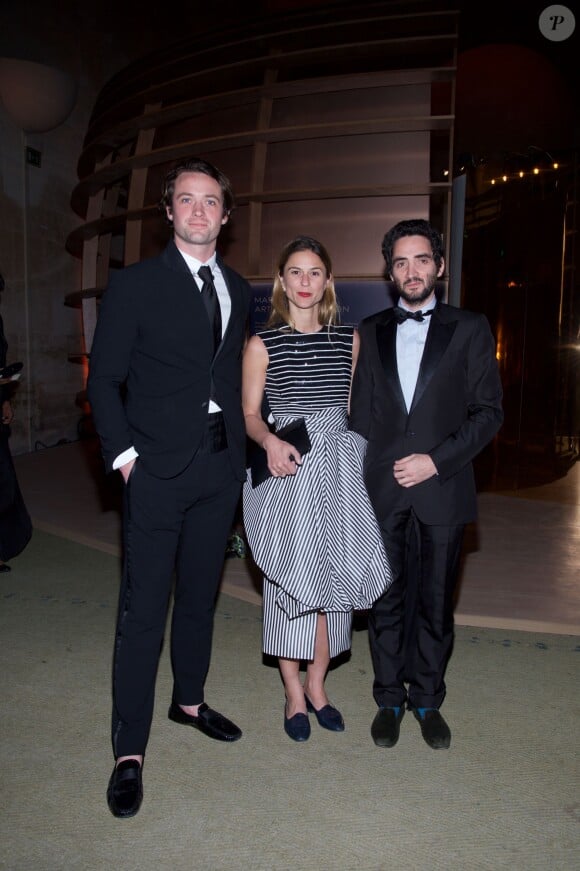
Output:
top-left (371, 706), bottom-right (405, 747)
top-left (305, 696), bottom-right (345, 732)
top-left (168, 701), bottom-right (242, 741)
top-left (107, 760), bottom-right (143, 818)
top-left (410, 707), bottom-right (451, 749)
top-left (284, 709), bottom-right (311, 742)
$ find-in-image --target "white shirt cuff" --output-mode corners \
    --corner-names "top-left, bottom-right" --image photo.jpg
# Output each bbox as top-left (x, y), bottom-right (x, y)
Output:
top-left (113, 447), bottom-right (139, 469)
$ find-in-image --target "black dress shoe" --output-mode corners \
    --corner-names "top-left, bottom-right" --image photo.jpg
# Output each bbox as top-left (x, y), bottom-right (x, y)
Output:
top-left (0, 563), bottom-right (11, 573)
top-left (410, 707), bottom-right (451, 749)
top-left (371, 706), bottom-right (405, 747)
top-left (168, 701), bottom-right (242, 741)
top-left (284, 708), bottom-right (311, 742)
top-left (305, 696), bottom-right (345, 732)
top-left (107, 760), bottom-right (143, 818)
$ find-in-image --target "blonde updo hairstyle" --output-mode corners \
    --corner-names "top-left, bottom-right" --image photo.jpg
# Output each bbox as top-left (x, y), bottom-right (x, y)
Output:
top-left (266, 235), bottom-right (339, 329)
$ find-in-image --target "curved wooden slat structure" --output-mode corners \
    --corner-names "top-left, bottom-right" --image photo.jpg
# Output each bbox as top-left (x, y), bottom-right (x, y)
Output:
top-left (66, 0), bottom-right (458, 360)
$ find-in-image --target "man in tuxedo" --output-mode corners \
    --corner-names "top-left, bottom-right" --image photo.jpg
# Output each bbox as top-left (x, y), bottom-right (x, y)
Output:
top-left (88, 158), bottom-right (252, 817)
top-left (350, 219), bottom-right (503, 750)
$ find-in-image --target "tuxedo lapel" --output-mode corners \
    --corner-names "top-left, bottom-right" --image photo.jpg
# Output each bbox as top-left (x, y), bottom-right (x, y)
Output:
top-left (376, 314), bottom-right (407, 414)
top-left (410, 309), bottom-right (457, 413)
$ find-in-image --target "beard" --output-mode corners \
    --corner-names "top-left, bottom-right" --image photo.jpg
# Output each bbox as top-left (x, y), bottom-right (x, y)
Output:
top-left (394, 273), bottom-right (438, 307)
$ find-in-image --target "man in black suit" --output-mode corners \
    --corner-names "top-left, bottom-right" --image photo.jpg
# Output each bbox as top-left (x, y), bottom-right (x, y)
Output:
top-left (350, 219), bottom-right (503, 750)
top-left (88, 158), bottom-right (252, 817)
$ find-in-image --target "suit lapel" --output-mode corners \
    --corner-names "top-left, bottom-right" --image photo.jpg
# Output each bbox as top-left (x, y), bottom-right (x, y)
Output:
top-left (409, 306), bottom-right (457, 413)
top-left (161, 240), bottom-right (217, 354)
top-left (162, 242), bottom-right (238, 357)
top-left (161, 239), bottom-right (193, 276)
top-left (216, 256), bottom-right (236, 355)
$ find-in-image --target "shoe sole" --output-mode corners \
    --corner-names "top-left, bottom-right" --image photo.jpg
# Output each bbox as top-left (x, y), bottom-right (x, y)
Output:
top-left (423, 736), bottom-right (451, 749)
top-left (371, 734), bottom-right (400, 748)
top-left (107, 792), bottom-right (143, 818)
top-left (284, 728), bottom-right (310, 742)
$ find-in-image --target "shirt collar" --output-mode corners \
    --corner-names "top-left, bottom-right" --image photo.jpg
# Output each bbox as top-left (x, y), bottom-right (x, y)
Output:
top-left (398, 295), bottom-right (437, 314)
top-left (178, 249), bottom-right (218, 274)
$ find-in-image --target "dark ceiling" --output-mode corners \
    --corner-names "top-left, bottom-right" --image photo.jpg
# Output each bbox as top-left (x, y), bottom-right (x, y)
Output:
top-left (1, 0), bottom-right (576, 78)
top-left (1, 0), bottom-right (577, 161)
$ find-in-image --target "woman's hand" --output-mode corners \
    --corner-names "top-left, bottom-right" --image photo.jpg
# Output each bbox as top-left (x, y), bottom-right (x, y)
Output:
top-left (262, 432), bottom-right (302, 478)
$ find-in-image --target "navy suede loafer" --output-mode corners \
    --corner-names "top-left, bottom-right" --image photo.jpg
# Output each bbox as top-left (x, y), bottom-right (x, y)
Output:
top-left (305, 696), bottom-right (345, 732)
top-left (284, 708), bottom-right (311, 742)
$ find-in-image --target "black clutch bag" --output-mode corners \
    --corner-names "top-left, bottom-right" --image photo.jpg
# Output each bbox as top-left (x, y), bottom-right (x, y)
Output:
top-left (248, 418), bottom-right (311, 488)
top-left (0, 361), bottom-right (23, 380)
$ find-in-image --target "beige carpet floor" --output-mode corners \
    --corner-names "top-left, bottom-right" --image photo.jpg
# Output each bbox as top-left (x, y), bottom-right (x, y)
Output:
top-left (1, 530), bottom-right (578, 870)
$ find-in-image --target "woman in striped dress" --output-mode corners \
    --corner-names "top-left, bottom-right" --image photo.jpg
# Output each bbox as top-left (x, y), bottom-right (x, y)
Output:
top-left (242, 236), bottom-right (391, 741)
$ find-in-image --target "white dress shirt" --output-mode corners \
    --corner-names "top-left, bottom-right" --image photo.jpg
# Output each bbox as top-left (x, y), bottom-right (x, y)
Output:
top-left (395, 298), bottom-right (436, 413)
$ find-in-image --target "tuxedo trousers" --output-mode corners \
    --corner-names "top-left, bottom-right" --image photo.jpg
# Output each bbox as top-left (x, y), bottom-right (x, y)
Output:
top-left (370, 506), bottom-right (464, 709)
top-left (112, 433), bottom-right (241, 758)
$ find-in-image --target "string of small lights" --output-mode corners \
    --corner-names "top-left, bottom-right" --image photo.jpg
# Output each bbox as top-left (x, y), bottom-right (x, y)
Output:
top-left (489, 163), bottom-right (560, 185)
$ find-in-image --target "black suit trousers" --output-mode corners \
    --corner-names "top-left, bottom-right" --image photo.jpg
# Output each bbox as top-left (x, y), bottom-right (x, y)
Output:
top-left (112, 447), bottom-right (240, 757)
top-left (370, 506), bottom-right (464, 709)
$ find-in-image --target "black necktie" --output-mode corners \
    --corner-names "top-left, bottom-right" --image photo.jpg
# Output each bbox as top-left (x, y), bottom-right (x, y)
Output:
top-left (393, 307), bottom-right (433, 324)
top-left (198, 266), bottom-right (222, 355)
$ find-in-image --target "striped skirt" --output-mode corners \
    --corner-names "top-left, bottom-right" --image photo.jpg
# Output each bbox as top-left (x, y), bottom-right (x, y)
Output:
top-left (243, 407), bottom-right (392, 660)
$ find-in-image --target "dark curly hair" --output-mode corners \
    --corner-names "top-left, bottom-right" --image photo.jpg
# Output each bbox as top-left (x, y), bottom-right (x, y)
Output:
top-left (381, 219), bottom-right (444, 275)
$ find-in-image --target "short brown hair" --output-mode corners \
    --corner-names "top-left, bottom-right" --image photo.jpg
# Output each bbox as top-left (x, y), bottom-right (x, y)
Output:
top-left (160, 157), bottom-right (235, 218)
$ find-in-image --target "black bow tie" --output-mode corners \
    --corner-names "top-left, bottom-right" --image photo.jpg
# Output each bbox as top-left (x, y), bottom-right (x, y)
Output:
top-left (393, 307), bottom-right (433, 324)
